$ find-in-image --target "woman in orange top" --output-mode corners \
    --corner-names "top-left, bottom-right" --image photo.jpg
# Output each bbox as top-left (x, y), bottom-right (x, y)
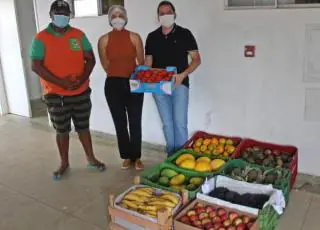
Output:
top-left (98, 5), bottom-right (144, 170)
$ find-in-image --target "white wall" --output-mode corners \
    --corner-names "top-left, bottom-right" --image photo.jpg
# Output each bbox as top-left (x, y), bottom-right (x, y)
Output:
top-left (15, 0), bottom-right (42, 100)
top-left (34, 0), bottom-right (320, 175)
top-left (0, 0), bottom-right (31, 117)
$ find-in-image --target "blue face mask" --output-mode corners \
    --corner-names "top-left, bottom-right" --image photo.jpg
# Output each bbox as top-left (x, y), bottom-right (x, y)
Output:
top-left (52, 15), bottom-right (70, 28)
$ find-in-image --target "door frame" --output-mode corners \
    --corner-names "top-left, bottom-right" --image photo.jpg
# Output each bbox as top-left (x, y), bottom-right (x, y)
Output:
top-left (0, 53), bottom-right (9, 115)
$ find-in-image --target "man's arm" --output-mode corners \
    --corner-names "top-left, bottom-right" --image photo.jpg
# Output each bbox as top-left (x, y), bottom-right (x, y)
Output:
top-left (30, 38), bottom-right (69, 89)
top-left (182, 50), bottom-right (201, 76)
top-left (174, 29), bottom-right (201, 88)
top-left (144, 34), bottom-right (153, 67)
top-left (76, 34), bottom-right (96, 86)
top-left (98, 34), bottom-right (109, 74)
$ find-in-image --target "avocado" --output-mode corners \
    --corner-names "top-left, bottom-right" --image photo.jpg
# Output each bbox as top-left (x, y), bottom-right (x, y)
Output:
top-left (158, 176), bottom-right (169, 186)
top-left (160, 169), bottom-right (178, 179)
top-left (186, 184), bottom-right (198, 191)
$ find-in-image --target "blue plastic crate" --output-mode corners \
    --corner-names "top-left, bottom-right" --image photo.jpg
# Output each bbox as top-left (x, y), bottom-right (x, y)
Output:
top-left (129, 65), bottom-right (177, 95)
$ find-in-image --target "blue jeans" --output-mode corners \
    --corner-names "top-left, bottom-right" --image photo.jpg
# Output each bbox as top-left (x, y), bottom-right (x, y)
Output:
top-left (153, 85), bottom-right (189, 156)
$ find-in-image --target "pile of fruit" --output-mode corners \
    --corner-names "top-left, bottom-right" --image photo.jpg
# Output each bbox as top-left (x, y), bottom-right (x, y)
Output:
top-left (225, 165), bottom-right (285, 186)
top-left (134, 69), bottom-right (175, 83)
top-left (150, 168), bottom-right (205, 192)
top-left (240, 146), bottom-right (294, 168)
top-left (178, 202), bottom-right (256, 230)
top-left (118, 187), bottom-right (180, 218)
top-left (209, 187), bottom-right (270, 210)
top-left (190, 137), bottom-right (237, 158)
top-left (175, 153), bottom-right (226, 173)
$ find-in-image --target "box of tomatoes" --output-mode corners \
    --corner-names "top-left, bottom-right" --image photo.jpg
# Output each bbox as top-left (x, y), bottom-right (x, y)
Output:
top-left (130, 65), bottom-right (177, 95)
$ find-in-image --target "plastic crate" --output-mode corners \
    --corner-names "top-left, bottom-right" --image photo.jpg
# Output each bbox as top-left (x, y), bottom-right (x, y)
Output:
top-left (165, 149), bottom-right (229, 177)
top-left (222, 159), bottom-right (291, 203)
top-left (140, 163), bottom-right (208, 200)
top-left (234, 138), bottom-right (298, 190)
top-left (183, 131), bottom-right (243, 158)
top-left (197, 176), bottom-right (281, 230)
top-left (129, 65), bottom-right (176, 95)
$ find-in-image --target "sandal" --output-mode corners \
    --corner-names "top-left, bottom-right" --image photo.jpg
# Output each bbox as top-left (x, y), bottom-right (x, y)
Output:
top-left (135, 160), bottom-right (144, 171)
top-left (88, 161), bottom-right (106, 172)
top-left (53, 165), bottom-right (70, 180)
top-left (121, 159), bottom-right (132, 170)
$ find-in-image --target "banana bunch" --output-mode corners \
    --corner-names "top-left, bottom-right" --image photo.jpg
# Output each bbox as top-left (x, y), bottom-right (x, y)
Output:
top-left (119, 187), bottom-right (180, 218)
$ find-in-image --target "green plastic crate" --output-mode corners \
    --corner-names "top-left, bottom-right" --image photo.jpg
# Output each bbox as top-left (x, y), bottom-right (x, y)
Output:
top-left (258, 204), bottom-right (279, 230)
top-left (165, 149), bottom-right (229, 177)
top-left (140, 162), bottom-right (210, 200)
top-left (221, 159), bottom-right (291, 203)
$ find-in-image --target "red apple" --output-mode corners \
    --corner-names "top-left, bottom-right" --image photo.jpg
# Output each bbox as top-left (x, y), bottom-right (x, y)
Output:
top-left (247, 222), bottom-right (254, 228)
top-left (189, 215), bottom-right (199, 222)
top-left (184, 220), bottom-right (192, 226)
top-left (227, 226), bottom-right (236, 230)
top-left (209, 211), bottom-right (217, 218)
top-left (204, 222), bottom-right (213, 230)
top-left (187, 209), bottom-right (196, 217)
top-left (229, 212), bottom-right (239, 222)
top-left (233, 217), bottom-right (243, 226)
top-left (242, 216), bottom-right (251, 224)
top-left (217, 208), bottom-right (227, 217)
top-left (236, 223), bottom-right (247, 230)
top-left (221, 214), bottom-right (228, 222)
top-left (212, 216), bottom-right (222, 224)
top-left (218, 227), bottom-right (227, 230)
top-left (192, 220), bottom-right (202, 228)
top-left (214, 222), bottom-right (222, 229)
top-left (196, 207), bottom-right (207, 214)
top-left (223, 219), bottom-right (232, 227)
top-left (199, 212), bottom-right (209, 220)
top-left (206, 205), bottom-right (215, 213)
top-left (195, 202), bottom-right (205, 208)
top-left (179, 215), bottom-right (190, 223)
top-left (202, 218), bottom-right (212, 225)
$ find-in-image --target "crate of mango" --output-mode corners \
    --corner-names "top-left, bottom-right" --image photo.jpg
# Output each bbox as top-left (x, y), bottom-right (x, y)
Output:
top-left (165, 150), bottom-right (229, 177)
top-left (140, 163), bottom-right (208, 200)
top-left (184, 131), bottom-right (242, 158)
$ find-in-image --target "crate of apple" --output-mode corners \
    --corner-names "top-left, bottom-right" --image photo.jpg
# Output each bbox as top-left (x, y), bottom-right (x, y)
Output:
top-left (177, 202), bottom-right (256, 230)
top-left (135, 69), bottom-right (175, 83)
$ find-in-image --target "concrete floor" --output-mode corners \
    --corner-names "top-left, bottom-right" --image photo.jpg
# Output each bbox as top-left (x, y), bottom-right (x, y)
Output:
top-left (0, 115), bottom-right (319, 230)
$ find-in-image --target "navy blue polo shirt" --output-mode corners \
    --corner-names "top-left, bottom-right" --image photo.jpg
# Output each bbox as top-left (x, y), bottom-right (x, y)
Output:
top-left (145, 24), bottom-right (198, 87)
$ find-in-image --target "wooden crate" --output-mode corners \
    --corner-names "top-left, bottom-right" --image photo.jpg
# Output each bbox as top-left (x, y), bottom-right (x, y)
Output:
top-left (108, 176), bottom-right (189, 230)
top-left (174, 199), bottom-right (259, 230)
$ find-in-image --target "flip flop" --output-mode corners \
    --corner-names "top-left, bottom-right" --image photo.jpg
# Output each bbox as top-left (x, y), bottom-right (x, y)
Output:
top-left (53, 167), bottom-right (70, 181)
top-left (88, 162), bottom-right (106, 172)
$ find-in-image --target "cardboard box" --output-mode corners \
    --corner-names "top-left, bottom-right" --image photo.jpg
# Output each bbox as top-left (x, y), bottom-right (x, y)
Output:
top-left (174, 199), bottom-right (258, 230)
top-left (130, 66), bottom-right (177, 95)
top-left (108, 184), bottom-right (186, 230)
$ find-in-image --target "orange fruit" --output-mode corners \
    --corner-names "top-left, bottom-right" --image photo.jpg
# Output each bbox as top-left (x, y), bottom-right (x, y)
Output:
top-left (211, 138), bottom-right (219, 145)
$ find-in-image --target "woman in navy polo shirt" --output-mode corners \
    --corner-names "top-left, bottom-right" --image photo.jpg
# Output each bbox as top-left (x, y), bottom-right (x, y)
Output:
top-left (145, 1), bottom-right (202, 157)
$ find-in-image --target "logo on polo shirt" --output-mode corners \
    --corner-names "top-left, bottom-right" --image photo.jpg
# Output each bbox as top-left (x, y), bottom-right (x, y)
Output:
top-left (69, 38), bottom-right (81, 51)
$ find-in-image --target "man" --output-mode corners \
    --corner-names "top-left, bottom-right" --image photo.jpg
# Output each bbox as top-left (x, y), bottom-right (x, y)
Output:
top-left (145, 1), bottom-right (201, 157)
top-left (30, 0), bottom-right (105, 180)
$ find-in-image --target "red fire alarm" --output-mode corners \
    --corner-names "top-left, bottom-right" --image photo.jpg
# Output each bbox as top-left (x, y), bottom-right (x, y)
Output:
top-left (245, 45), bottom-right (255, 58)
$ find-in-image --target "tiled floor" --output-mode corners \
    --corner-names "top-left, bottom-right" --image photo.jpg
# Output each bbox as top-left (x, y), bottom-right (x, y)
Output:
top-left (0, 115), bottom-right (319, 230)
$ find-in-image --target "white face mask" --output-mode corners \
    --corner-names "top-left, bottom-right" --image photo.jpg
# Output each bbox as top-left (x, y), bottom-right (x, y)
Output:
top-left (111, 17), bottom-right (126, 30)
top-left (159, 14), bottom-right (175, 28)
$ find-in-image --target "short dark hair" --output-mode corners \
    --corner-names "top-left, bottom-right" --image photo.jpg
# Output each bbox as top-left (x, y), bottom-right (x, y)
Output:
top-left (157, 1), bottom-right (176, 15)
top-left (50, 0), bottom-right (71, 14)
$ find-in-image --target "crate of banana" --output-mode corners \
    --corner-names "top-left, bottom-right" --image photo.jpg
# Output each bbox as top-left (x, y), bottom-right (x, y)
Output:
top-left (109, 185), bottom-right (182, 230)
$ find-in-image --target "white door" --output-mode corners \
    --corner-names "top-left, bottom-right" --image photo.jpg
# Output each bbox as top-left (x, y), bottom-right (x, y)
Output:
top-left (0, 0), bottom-right (31, 117)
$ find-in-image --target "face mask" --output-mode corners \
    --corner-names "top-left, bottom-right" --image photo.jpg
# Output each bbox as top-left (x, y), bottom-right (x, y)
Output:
top-left (52, 15), bottom-right (70, 28)
top-left (159, 14), bottom-right (175, 28)
top-left (111, 17), bottom-right (126, 30)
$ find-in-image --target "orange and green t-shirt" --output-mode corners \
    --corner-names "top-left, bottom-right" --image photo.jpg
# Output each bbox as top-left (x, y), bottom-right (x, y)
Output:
top-left (29, 24), bottom-right (93, 96)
